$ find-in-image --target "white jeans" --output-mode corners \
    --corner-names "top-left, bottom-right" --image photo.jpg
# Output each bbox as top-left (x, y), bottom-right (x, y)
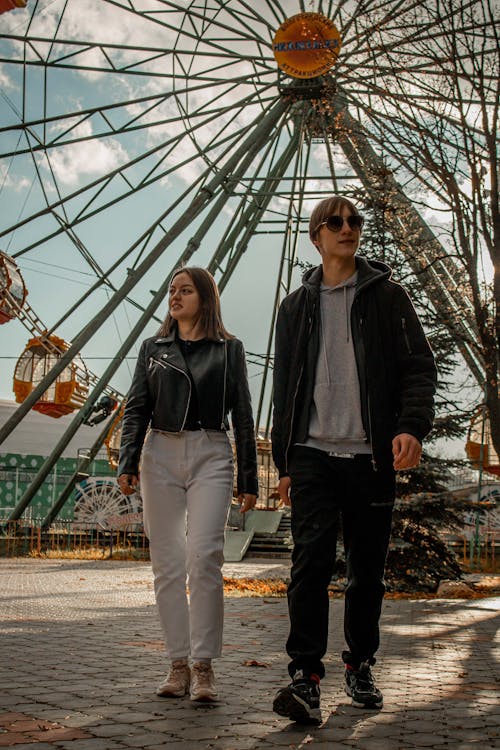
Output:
top-left (140, 429), bottom-right (234, 660)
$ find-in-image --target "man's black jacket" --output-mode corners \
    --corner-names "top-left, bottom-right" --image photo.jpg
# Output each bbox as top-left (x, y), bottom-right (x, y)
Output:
top-left (271, 258), bottom-right (437, 476)
top-left (118, 333), bottom-right (258, 496)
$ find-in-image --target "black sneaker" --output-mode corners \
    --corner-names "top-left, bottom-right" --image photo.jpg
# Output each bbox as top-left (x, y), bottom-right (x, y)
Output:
top-left (273, 670), bottom-right (321, 724)
top-left (344, 661), bottom-right (383, 708)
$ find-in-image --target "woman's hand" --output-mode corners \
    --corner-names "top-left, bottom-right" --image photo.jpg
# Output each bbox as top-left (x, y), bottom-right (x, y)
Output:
top-left (118, 474), bottom-right (139, 495)
top-left (238, 493), bottom-right (257, 513)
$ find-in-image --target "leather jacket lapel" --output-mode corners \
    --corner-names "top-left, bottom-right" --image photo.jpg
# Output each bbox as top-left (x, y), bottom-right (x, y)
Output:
top-left (152, 337), bottom-right (188, 373)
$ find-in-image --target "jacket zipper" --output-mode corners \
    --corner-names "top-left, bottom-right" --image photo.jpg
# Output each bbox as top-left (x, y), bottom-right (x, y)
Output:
top-left (284, 363), bottom-right (304, 474)
top-left (367, 392), bottom-right (377, 471)
top-left (156, 359), bottom-right (192, 431)
top-left (284, 309), bottom-right (314, 473)
top-left (220, 341), bottom-right (227, 429)
top-left (148, 356), bottom-right (166, 371)
top-left (402, 317), bottom-right (412, 354)
top-left (353, 311), bottom-right (378, 471)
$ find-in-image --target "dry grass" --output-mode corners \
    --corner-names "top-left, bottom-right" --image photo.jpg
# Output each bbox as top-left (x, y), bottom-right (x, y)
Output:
top-left (28, 547), bottom-right (148, 561)
top-left (223, 577), bottom-right (288, 597)
top-left (23, 550), bottom-right (500, 599)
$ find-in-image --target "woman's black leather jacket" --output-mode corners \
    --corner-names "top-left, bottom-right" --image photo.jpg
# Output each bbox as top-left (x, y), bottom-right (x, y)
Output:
top-left (118, 332), bottom-right (258, 496)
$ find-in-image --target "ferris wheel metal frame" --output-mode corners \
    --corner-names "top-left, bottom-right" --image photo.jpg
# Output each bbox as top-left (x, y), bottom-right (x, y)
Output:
top-left (0, 0), bottom-right (492, 525)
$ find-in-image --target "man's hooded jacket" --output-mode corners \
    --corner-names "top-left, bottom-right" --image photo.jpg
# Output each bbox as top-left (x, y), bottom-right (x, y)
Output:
top-left (271, 257), bottom-right (437, 476)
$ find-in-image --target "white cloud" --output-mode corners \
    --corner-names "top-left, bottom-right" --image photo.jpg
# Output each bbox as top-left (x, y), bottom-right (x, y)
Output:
top-left (40, 119), bottom-right (128, 186)
top-left (0, 161), bottom-right (31, 192)
top-left (0, 65), bottom-right (15, 90)
top-left (26, 0), bottom-right (172, 47)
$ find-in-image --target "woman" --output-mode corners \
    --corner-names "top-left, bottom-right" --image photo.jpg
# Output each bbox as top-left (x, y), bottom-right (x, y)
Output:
top-left (118, 266), bottom-right (258, 702)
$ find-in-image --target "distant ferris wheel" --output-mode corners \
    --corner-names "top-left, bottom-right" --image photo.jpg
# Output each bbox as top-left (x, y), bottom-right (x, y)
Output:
top-left (0, 0), bottom-right (487, 523)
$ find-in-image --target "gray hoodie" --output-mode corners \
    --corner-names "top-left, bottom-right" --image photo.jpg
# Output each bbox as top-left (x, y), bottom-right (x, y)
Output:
top-left (303, 270), bottom-right (372, 455)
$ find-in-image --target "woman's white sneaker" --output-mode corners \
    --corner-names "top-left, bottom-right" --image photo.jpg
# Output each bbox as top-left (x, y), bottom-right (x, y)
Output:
top-left (190, 662), bottom-right (218, 702)
top-left (156, 661), bottom-right (190, 697)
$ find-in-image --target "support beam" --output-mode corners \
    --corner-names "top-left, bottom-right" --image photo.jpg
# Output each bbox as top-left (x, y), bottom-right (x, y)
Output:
top-left (258, 142), bottom-right (314, 436)
top-left (208, 106), bottom-right (305, 290)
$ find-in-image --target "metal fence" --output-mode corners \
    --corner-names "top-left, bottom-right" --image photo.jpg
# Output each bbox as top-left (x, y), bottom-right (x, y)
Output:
top-left (1, 518), bottom-right (498, 571)
top-left (0, 519), bottom-right (150, 559)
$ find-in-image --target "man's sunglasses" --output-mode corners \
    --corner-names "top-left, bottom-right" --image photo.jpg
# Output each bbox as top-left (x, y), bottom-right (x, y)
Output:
top-left (316, 215), bottom-right (365, 233)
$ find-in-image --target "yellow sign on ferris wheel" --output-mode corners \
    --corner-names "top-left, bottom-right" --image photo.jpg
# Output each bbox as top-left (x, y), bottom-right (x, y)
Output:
top-left (272, 13), bottom-right (342, 79)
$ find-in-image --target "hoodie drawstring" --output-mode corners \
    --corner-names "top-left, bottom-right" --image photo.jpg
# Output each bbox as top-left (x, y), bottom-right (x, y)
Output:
top-left (344, 285), bottom-right (350, 342)
top-left (320, 313), bottom-right (331, 386)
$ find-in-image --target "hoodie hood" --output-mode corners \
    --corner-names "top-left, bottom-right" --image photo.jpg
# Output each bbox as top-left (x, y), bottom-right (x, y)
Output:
top-left (302, 256), bottom-right (392, 294)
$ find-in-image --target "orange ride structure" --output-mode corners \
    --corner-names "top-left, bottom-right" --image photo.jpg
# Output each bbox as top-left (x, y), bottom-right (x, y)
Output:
top-left (466, 408), bottom-right (500, 479)
top-left (0, 251), bottom-right (27, 325)
top-left (0, 0), bottom-right (26, 16)
top-left (13, 334), bottom-right (89, 418)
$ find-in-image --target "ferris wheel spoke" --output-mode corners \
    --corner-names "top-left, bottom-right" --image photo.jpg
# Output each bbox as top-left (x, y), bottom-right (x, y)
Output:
top-left (173, 54), bottom-right (273, 83)
top-left (337, 0), bottom-right (421, 59)
top-left (0, 69), bottom-right (274, 161)
top-left (357, 112), bottom-right (460, 207)
top-left (254, 137), bottom-right (314, 430)
top-left (367, 0), bottom-right (480, 55)
top-left (173, 80), bottom-right (275, 138)
top-left (348, 102), bottom-right (458, 176)
top-left (213, 0), bottom-right (276, 38)
top-left (346, 83), bottom-right (480, 140)
top-left (104, 0), bottom-right (267, 55)
top-left (0, 34), bottom-right (270, 78)
top-left (211, 0), bottom-right (275, 38)
top-left (13, 136), bottom-right (109, 284)
top-left (253, 0), bottom-right (284, 28)
top-left (208, 115), bottom-right (301, 281)
top-left (352, 64), bottom-right (488, 140)
top-left (2, 88), bottom-right (273, 250)
top-left (9, 89), bottom-right (282, 262)
top-left (176, 0), bottom-right (276, 44)
top-left (340, 0), bottom-right (475, 70)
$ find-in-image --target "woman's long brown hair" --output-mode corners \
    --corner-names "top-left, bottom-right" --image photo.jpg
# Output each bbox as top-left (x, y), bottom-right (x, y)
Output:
top-left (157, 266), bottom-right (233, 340)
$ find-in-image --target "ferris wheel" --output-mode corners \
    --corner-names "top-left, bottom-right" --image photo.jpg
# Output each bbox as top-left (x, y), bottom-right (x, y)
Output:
top-left (0, 0), bottom-right (490, 523)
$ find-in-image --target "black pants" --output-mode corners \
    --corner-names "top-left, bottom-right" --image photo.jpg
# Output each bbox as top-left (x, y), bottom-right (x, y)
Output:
top-left (286, 446), bottom-right (395, 679)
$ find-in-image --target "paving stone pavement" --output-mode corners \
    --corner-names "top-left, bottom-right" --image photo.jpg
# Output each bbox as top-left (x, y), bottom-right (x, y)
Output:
top-left (0, 558), bottom-right (499, 750)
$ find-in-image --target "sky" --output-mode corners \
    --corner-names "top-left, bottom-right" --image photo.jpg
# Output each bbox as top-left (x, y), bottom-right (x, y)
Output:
top-left (0, 0), bottom-right (484, 460)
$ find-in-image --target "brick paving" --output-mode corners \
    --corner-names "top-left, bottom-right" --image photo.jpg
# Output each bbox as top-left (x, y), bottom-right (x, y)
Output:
top-left (0, 558), bottom-right (498, 749)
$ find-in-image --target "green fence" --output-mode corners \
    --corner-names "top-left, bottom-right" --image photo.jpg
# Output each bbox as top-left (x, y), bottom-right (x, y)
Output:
top-left (0, 452), bottom-right (115, 520)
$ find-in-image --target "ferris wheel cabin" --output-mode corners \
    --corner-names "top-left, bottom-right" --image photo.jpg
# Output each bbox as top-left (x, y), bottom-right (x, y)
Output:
top-left (13, 335), bottom-right (90, 418)
top-left (465, 408), bottom-right (500, 477)
top-left (0, 251), bottom-right (27, 324)
top-left (0, 0), bottom-right (27, 15)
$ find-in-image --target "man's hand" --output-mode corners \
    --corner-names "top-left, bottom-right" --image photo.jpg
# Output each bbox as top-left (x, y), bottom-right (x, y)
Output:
top-left (238, 493), bottom-right (257, 513)
top-left (278, 476), bottom-right (292, 507)
top-left (118, 474), bottom-right (139, 495)
top-left (392, 433), bottom-right (422, 470)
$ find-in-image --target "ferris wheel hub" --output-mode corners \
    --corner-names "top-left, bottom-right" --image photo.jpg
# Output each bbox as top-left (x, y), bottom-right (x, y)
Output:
top-left (272, 12), bottom-right (342, 80)
top-left (279, 73), bottom-right (336, 102)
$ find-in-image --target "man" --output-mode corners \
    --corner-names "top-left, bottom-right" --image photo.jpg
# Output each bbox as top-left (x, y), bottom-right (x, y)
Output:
top-left (271, 196), bottom-right (437, 724)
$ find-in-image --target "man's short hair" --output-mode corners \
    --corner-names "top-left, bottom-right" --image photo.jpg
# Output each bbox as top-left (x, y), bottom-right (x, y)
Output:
top-left (309, 196), bottom-right (361, 243)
